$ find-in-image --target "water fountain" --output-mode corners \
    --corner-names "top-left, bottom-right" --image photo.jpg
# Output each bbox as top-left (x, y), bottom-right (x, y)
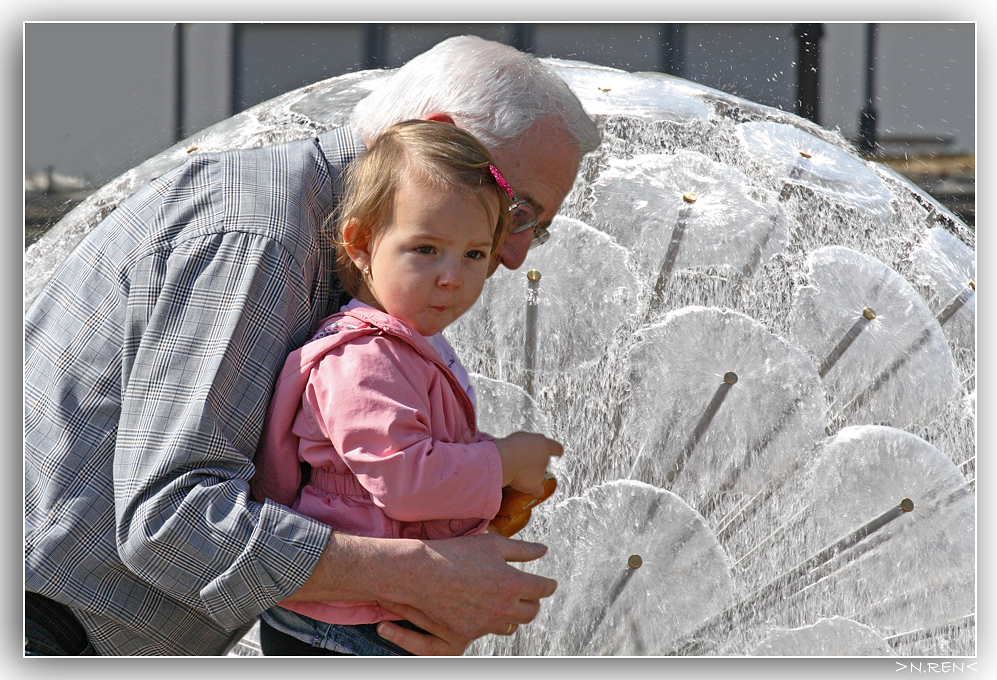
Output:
top-left (24, 56), bottom-right (975, 658)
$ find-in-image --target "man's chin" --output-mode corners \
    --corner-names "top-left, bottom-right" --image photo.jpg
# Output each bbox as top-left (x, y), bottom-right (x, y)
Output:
top-left (489, 252), bottom-right (528, 277)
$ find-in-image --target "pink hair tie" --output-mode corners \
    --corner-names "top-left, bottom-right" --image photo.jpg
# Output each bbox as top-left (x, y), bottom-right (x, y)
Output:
top-left (489, 164), bottom-right (516, 199)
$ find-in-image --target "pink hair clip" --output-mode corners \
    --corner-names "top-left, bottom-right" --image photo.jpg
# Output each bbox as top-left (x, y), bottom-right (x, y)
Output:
top-left (489, 164), bottom-right (516, 200)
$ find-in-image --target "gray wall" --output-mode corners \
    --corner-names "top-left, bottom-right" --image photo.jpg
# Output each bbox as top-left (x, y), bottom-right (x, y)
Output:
top-left (25, 23), bottom-right (176, 185)
top-left (24, 22), bottom-right (976, 187)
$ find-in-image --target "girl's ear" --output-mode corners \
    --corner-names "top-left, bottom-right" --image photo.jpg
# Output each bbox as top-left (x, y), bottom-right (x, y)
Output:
top-left (341, 219), bottom-right (372, 269)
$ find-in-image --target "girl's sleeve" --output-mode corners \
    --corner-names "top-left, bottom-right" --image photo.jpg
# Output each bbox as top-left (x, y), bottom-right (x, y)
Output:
top-left (305, 335), bottom-right (504, 522)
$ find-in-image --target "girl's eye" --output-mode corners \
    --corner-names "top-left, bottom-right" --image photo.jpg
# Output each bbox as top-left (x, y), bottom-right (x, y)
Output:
top-left (415, 245), bottom-right (436, 255)
top-left (466, 250), bottom-right (487, 261)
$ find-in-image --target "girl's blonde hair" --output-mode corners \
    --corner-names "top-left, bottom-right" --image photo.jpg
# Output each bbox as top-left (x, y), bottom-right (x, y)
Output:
top-left (333, 119), bottom-right (512, 297)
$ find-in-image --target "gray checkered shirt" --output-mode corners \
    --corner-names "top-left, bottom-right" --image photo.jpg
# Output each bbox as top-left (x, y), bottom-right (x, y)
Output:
top-left (24, 126), bottom-right (367, 655)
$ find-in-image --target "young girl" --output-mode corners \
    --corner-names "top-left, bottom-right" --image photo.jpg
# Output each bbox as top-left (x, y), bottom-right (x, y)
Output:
top-left (250, 120), bottom-right (561, 656)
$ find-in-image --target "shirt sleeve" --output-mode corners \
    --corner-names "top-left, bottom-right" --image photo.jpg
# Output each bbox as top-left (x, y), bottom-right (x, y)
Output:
top-left (305, 335), bottom-right (504, 523)
top-left (114, 230), bottom-right (333, 630)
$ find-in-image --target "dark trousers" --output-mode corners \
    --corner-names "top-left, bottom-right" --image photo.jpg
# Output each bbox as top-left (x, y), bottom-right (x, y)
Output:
top-left (24, 592), bottom-right (98, 656)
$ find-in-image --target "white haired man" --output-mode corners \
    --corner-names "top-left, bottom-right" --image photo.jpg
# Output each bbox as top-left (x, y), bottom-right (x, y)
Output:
top-left (24, 35), bottom-right (600, 656)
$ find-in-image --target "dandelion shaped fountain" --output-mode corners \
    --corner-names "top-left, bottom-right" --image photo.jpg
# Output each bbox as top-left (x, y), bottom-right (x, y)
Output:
top-left (24, 57), bottom-right (976, 658)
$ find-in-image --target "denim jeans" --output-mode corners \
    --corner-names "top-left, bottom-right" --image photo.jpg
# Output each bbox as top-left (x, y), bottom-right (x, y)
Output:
top-left (260, 606), bottom-right (420, 656)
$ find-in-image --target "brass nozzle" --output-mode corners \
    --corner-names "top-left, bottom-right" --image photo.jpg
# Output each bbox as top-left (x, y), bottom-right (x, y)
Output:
top-left (682, 192), bottom-right (698, 203)
top-left (799, 150), bottom-right (813, 158)
top-left (628, 554), bottom-right (643, 569)
top-left (527, 269), bottom-right (542, 283)
top-left (723, 371), bottom-right (738, 385)
top-left (901, 498), bottom-right (914, 512)
top-left (863, 307), bottom-right (877, 320)
top-left (969, 280), bottom-right (976, 291)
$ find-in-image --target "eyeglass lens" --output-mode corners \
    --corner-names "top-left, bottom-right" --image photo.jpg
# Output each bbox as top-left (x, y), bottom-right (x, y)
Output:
top-left (509, 200), bottom-right (538, 234)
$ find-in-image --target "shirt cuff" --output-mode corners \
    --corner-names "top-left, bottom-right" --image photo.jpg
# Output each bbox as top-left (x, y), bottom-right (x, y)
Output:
top-left (199, 499), bottom-right (332, 629)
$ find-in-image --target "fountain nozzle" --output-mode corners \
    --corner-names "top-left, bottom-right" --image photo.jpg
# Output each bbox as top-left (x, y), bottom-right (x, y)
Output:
top-left (969, 279), bottom-right (976, 291)
top-left (527, 269), bottom-right (542, 283)
top-left (682, 192), bottom-right (698, 203)
top-left (862, 307), bottom-right (877, 320)
top-left (901, 498), bottom-right (914, 512)
top-left (628, 555), bottom-right (643, 569)
top-left (723, 371), bottom-right (738, 385)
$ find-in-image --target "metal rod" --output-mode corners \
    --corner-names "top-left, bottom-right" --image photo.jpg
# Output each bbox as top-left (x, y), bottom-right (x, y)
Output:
top-left (819, 307), bottom-right (877, 377)
top-left (885, 614), bottom-right (976, 650)
top-left (574, 556), bottom-right (642, 654)
top-left (778, 163), bottom-right (807, 201)
top-left (935, 282), bottom-right (975, 327)
top-left (838, 323), bottom-right (934, 417)
top-left (524, 269), bottom-right (541, 396)
top-left (666, 371), bottom-right (737, 486)
top-left (672, 497), bottom-right (915, 655)
top-left (653, 195), bottom-right (697, 302)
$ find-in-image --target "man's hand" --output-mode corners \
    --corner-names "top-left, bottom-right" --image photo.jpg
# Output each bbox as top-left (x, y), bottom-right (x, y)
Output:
top-left (375, 601), bottom-right (473, 655)
top-left (389, 533), bottom-right (556, 643)
top-left (287, 528), bottom-right (556, 656)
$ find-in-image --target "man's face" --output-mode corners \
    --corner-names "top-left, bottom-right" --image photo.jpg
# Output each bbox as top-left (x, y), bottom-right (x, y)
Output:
top-left (487, 119), bottom-right (582, 274)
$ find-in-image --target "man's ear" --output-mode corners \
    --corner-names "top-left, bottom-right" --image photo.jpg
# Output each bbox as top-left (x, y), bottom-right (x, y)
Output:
top-left (341, 219), bottom-right (371, 269)
top-left (422, 112), bottom-right (456, 126)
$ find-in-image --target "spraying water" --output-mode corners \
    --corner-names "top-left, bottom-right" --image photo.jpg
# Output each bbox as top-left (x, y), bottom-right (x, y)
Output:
top-left (25, 58), bottom-right (975, 657)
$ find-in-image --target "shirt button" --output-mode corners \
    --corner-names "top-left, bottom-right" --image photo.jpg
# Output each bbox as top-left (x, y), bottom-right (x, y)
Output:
top-left (449, 519), bottom-right (461, 533)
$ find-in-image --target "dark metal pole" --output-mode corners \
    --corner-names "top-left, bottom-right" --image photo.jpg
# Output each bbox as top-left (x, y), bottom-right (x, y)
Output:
top-left (936, 281), bottom-right (975, 327)
top-left (660, 23), bottom-right (686, 76)
top-left (794, 23), bottom-right (824, 124)
top-left (673, 497), bottom-right (915, 655)
top-left (819, 307), bottom-right (878, 377)
top-left (859, 23), bottom-right (879, 153)
top-left (174, 23), bottom-right (185, 143)
top-left (510, 24), bottom-right (534, 53)
top-left (653, 196), bottom-right (695, 302)
top-left (524, 269), bottom-right (541, 397)
top-left (364, 23), bottom-right (387, 69)
top-left (230, 24), bottom-right (243, 116)
top-left (665, 371), bottom-right (738, 486)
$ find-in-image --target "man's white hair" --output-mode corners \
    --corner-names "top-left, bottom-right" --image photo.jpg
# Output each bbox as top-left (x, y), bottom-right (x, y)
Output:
top-left (350, 35), bottom-right (600, 154)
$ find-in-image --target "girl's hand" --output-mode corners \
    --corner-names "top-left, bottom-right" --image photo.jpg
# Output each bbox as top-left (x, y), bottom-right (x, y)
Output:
top-left (493, 431), bottom-right (563, 497)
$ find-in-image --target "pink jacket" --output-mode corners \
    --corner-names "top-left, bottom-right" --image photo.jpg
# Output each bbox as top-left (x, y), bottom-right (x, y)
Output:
top-left (251, 306), bottom-right (503, 625)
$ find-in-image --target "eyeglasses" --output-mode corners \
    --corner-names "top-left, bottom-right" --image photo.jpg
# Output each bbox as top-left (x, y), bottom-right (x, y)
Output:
top-left (508, 197), bottom-right (549, 249)
top-left (489, 164), bottom-right (550, 249)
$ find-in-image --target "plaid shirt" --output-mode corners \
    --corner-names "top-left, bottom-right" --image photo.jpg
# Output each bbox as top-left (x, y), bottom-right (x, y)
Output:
top-left (24, 126), bottom-right (367, 655)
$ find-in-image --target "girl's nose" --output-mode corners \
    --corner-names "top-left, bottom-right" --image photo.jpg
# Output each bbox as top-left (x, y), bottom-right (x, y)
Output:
top-left (437, 259), bottom-right (462, 289)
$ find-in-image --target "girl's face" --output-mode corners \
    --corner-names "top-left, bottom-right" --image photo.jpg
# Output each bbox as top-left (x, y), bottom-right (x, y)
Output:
top-left (348, 173), bottom-right (499, 337)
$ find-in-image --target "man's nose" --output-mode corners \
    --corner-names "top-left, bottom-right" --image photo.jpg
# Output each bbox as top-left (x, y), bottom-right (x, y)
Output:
top-left (495, 229), bottom-right (532, 273)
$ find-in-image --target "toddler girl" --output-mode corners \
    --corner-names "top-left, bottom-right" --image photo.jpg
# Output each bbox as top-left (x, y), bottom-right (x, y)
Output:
top-left (250, 119), bottom-right (561, 656)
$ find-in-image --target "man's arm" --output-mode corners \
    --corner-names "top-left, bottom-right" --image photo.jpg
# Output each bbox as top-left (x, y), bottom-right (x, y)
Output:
top-left (114, 232), bottom-right (333, 629)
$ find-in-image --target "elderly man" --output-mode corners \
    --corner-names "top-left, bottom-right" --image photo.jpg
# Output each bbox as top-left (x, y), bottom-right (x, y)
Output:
top-left (24, 34), bottom-right (600, 656)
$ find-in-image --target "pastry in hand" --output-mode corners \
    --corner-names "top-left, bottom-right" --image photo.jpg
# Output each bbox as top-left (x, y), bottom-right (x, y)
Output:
top-left (488, 472), bottom-right (557, 537)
